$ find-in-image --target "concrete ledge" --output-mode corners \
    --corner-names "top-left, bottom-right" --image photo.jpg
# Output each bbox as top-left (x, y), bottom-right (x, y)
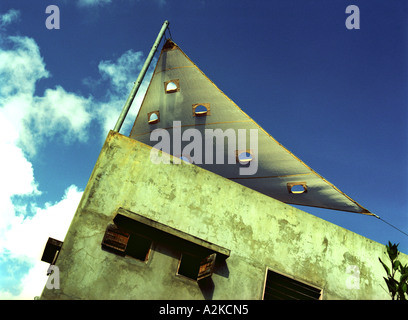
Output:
top-left (115, 207), bottom-right (231, 259)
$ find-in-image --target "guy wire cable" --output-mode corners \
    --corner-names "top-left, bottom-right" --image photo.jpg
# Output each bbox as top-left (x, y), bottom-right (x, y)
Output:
top-left (372, 213), bottom-right (408, 238)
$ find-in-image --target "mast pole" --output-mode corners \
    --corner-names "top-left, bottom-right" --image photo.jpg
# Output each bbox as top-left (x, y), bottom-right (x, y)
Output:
top-left (113, 20), bottom-right (169, 132)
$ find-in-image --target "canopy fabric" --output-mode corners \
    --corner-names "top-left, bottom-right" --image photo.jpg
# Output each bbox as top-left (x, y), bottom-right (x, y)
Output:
top-left (129, 39), bottom-right (372, 215)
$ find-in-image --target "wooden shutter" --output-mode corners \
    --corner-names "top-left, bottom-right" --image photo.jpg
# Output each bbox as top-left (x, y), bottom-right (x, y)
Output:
top-left (197, 253), bottom-right (217, 281)
top-left (41, 237), bottom-right (63, 264)
top-left (101, 224), bottom-right (130, 256)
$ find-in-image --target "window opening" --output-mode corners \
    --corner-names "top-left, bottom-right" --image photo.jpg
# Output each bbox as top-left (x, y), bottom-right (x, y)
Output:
top-left (164, 79), bottom-right (180, 93)
top-left (111, 209), bottom-right (230, 271)
top-left (287, 182), bottom-right (307, 194)
top-left (177, 253), bottom-right (217, 281)
top-left (263, 269), bottom-right (322, 300)
top-left (192, 103), bottom-right (210, 117)
top-left (148, 111), bottom-right (160, 124)
top-left (126, 233), bottom-right (152, 261)
top-left (237, 151), bottom-right (253, 164)
top-left (101, 224), bottom-right (152, 262)
top-left (166, 82), bottom-right (178, 92)
top-left (236, 150), bottom-right (254, 166)
top-left (194, 105), bottom-right (208, 116)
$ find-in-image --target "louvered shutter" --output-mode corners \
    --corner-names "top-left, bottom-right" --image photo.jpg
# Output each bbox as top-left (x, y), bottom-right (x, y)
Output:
top-left (197, 253), bottom-right (217, 281)
top-left (101, 224), bottom-right (130, 256)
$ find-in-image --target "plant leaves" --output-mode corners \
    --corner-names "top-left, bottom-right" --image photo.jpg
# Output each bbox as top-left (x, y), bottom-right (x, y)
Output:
top-left (401, 264), bottom-right (408, 275)
top-left (386, 277), bottom-right (399, 292)
top-left (394, 260), bottom-right (401, 271)
top-left (386, 242), bottom-right (400, 261)
top-left (400, 272), bottom-right (408, 285)
top-left (379, 257), bottom-right (390, 276)
top-left (397, 282), bottom-right (407, 300)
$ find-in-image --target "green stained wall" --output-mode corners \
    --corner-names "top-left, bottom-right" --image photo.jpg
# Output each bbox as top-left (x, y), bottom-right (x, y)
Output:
top-left (40, 131), bottom-right (407, 300)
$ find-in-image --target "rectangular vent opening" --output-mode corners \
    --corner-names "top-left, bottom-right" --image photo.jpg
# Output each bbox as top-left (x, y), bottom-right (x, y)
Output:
top-left (263, 269), bottom-right (322, 300)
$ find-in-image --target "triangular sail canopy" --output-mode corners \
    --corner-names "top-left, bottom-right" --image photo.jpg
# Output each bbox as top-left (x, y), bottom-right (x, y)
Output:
top-left (129, 39), bottom-right (372, 215)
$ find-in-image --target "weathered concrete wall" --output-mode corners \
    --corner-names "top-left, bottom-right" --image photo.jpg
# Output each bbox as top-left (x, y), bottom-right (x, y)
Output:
top-left (40, 131), bottom-right (407, 300)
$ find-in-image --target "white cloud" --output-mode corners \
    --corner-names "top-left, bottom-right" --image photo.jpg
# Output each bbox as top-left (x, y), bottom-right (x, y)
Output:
top-left (96, 50), bottom-right (155, 136)
top-left (0, 97), bottom-right (84, 298)
top-left (0, 9), bottom-right (151, 299)
top-left (1, 185), bottom-right (82, 261)
top-left (0, 262), bottom-right (47, 300)
top-left (0, 33), bottom-right (92, 155)
top-left (0, 9), bottom-right (20, 29)
top-left (0, 36), bottom-right (49, 98)
top-left (0, 105), bottom-right (40, 238)
top-left (0, 11), bottom-right (89, 299)
top-left (30, 86), bottom-right (92, 145)
top-left (0, 185), bottom-right (83, 299)
top-left (99, 50), bottom-right (144, 95)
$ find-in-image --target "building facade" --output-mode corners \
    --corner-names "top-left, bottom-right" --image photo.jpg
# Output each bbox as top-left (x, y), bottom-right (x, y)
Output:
top-left (39, 131), bottom-right (406, 300)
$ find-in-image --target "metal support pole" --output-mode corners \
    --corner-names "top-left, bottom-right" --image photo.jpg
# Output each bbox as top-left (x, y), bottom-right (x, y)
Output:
top-left (113, 20), bottom-right (169, 132)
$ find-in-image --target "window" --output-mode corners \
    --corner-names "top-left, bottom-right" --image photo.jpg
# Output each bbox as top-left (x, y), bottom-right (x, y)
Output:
top-left (263, 269), bottom-right (322, 300)
top-left (126, 233), bottom-right (152, 261)
top-left (164, 79), bottom-right (180, 94)
top-left (101, 224), bottom-right (152, 262)
top-left (106, 208), bottom-right (230, 279)
top-left (148, 111), bottom-right (160, 124)
top-left (101, 224), bottom-right (129, 256)
top-left (237, 151), bottom-right (253, 163)
top-left (236, 150), bottom-right (254, 166)
top-left (192, 103), bottom-right (210, 117)
top-left (41, 237), bottom-right (63, 274)
top-left (287, 182), bottom-right (307, 194)
top-left (177, 253), bottom-right (217, 281)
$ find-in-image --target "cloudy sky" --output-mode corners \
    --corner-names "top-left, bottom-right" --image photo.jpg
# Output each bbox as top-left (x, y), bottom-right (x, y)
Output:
top-left (0, 0), bottom-right (407, 299)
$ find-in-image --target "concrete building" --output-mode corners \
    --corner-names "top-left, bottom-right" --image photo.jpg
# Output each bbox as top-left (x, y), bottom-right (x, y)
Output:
top-left (39, 130), bottom-right (407, 300)
top-left (39, 37), bottom-right (407, 300)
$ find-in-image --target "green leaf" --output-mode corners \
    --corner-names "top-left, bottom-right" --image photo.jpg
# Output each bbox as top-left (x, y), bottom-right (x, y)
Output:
top-left (384, 277), bottom-right (398, 293)
top-left (400, 272), bottom-right (408, 285)
top-left (394, 260), bottom-right (401, 271)
top-left (397, 282), bottom-right (407, 300)
top-left (379, 257), bottom-right (390, 276)
top-left (400, 264), bottom-right (408, 275)
top-left (386, 242), bottom-right (400, 261)
top-left (388, 246), bottom-right (398, 261)
top-left (384, 277), bottom-right (392, 292)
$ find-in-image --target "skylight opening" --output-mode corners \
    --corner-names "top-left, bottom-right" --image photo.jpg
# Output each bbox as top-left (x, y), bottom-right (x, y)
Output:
top-left (192, 103), bottom-right (210, 117)
top-left (238, 151), bottom-right (253, 164)
top-left (194, 105), bottom-right (208, 116)
top-left (166, 82), bottom-right (178, 91)
top-left (236, 150), bottom-right (254, 165)
top-left (148, 111), bottom-right (160, 124)
top-left (164, 79), bottom-right (180, 93)
top-left (287, 182), bottom-right (308, 194)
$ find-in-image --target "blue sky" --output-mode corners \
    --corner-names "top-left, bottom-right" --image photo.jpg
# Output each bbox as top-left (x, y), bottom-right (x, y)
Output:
top-left (0, 0), bottom-right (407, 299)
